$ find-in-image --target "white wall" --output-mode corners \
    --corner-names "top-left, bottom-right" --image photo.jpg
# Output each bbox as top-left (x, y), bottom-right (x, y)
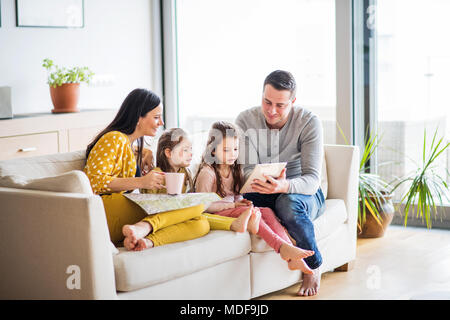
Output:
top-left (0, 0), bottom-right (154, 114)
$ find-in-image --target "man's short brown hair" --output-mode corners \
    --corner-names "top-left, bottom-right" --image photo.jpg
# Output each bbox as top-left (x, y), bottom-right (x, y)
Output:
top-left (263, 70), bottom-right (297, 99)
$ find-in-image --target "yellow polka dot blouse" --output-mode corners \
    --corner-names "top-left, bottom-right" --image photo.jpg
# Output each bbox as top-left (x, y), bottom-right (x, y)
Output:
top-left (84, 131), bottom-right (136, 195)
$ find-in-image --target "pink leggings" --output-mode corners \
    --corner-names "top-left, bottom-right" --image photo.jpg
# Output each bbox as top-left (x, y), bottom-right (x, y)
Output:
top-left (213, 206), bottom-right (292, 253)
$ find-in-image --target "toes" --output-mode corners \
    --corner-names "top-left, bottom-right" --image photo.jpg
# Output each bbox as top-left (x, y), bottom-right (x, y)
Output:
top-left (123, 225), bottom-right (138, 242)
top-left (134, 241), bottom-right (143, 251)
top-left (124, 237), bottom-right (135, 251)
top-left (298, 287), bottom-right (307, 296)
top-left (122, 225), bottom-right (130, 237)
top-left (299, 249), bottom-right (314, 258)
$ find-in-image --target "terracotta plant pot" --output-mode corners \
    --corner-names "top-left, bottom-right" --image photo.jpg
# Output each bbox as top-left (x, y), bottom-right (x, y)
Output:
top-left (49, 83), bottom-right (80, 113)
top-left (358, 194), bottom-right (395, 238)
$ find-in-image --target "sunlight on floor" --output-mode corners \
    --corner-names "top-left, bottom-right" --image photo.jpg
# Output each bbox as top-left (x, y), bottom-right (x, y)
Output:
top-left (255, 225), bottom-right (450, 300)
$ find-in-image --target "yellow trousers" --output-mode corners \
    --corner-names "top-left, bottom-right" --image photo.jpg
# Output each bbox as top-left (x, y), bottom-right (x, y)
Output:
top-left (100, 193), bottom-right (234, 247)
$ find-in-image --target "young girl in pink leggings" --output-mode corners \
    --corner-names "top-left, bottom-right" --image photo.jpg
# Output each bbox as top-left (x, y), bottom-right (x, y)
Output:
top-left (194, 121), bottom-right (314, 273)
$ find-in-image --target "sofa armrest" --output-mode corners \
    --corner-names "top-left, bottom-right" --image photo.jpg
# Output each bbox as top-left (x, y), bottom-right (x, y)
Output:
top-left (324, 144), bottom-right (359, 228)
top-left (0, 187), bottom-right (117, 299)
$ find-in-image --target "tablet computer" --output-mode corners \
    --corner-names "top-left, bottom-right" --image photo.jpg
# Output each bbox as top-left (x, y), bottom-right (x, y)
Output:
top-left (240, 162), bottom-right (287, 194)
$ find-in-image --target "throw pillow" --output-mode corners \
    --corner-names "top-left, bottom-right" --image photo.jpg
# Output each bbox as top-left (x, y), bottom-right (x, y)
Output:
top-left (0, 170), bottom-right (93, 195)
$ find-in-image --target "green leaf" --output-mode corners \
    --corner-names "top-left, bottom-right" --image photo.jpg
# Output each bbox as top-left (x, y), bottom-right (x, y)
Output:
top-left (42, 59), bottom-right (94, 86)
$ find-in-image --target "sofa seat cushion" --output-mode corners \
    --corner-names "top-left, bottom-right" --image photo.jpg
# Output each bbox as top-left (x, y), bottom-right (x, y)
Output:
top-left (313, 199), bottom-right (347, 241)
top-left (113, 230), bottom-right (251, 292)
top-left (250, 199), bottom-right (347, 253)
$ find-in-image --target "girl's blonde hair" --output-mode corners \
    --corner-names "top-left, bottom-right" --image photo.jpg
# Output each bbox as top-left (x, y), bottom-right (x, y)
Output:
top-left (156, 128), bottom-right (193, 190)
top-left (194, 121), bottom-right (243, 197)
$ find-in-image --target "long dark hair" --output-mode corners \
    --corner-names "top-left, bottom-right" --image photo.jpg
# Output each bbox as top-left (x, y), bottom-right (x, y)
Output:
top-left (156, 127), bottom-right (194, 190)
top-left (194, 121), bottom-right (244, 197)
top-left (86, 88), bottom-right (161, 168)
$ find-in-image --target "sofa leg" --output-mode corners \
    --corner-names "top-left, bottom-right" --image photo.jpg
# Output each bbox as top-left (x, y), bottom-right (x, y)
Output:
top-left (334, 260), bottom-right (355, 272)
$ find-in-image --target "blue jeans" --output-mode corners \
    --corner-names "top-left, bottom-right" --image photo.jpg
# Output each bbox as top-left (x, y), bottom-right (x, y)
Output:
top-left (243, 188), bottom-right (326, 269)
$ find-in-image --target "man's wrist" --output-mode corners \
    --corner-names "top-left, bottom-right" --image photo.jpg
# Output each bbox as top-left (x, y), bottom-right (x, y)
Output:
top-left (283, 179), bottom-right (290, 193)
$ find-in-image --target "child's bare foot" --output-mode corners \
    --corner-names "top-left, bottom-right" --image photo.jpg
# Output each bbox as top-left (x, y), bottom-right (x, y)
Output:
top-left (134, 238), bottom-right (154, 251)
top-left (279, 243), bottom-right (314, 261)
top-left (230, 207), bottom-right (253, 233)
top-left (124, 236), bottom-right (137, 251)
top-left (122, 222), bottom-right (152, 251)
top-left (287, 258), bottom-right (314, 274)
top-left (247, 208), bottom-right (261, 234)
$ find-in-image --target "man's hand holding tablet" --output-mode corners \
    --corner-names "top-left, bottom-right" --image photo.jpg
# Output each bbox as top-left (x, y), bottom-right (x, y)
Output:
top-left (240, 162), bottom-right (289, 194)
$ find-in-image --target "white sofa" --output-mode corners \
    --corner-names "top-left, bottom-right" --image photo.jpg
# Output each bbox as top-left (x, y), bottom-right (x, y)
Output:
top-left (0, 144), bottom-right (359, 300)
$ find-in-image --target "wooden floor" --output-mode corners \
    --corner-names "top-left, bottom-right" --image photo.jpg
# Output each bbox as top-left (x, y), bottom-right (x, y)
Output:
top-left (255, 225), bottom-right (450, 300)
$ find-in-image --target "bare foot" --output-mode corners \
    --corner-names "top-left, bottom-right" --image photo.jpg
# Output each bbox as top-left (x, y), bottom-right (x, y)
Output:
top-left (134, 238), bottom-right (154, 251)
top-left (124, 236), bottom-right (137, 251)
top-left (247, 208), bottom-right (261, 234)
top-left (279, 243), bottom-right (314, 261)
top-left (287, 258), bottom-right (314, 275)
top-left (230, 207), bottom-right (253, 233)
top-left (122, 222), bottom-right (152, 251)
top-left (298, 267), bottom-right (321, 296)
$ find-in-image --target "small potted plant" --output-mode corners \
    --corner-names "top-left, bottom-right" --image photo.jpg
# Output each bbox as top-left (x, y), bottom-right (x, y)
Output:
top-left (390, 128), bottom-right (450, 228)
top-left (42, 58), bottom-right (94, 113)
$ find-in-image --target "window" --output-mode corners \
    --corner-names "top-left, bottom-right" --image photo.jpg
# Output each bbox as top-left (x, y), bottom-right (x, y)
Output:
top-left (174, 0), bottom-right (337, 144)
top-left (375, 0), bottom-right (450, 203)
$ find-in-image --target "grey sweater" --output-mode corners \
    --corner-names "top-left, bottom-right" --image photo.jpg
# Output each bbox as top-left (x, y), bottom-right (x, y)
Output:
top-left (235, 106), bottom-right (323, 195)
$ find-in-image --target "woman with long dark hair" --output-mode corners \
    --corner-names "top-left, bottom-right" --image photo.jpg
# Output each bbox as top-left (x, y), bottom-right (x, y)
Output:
top-left (84, 88), bottom-right (209, 251)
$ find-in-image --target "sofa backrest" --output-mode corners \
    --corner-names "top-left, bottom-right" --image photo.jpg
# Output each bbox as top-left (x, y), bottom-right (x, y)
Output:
top-left (0, 150), bottom-right (86, 179)
top-left (0, 142), bottom-right (329, 199)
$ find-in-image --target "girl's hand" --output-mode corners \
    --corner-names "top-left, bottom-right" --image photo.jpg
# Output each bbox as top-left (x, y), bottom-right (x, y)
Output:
top-left (234, 199), bottom-right (253, 208)
top-left (141, 170), bottom-right (165, 189)
top-left (141, 148), bottom-right (154, 175)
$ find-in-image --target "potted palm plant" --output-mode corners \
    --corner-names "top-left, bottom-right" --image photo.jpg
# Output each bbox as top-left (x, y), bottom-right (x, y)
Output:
top-left (357, 132), bottom-right (395, 238)
top-left (390, 128), bottom-right (450, 228)
top-left (338, 125), bottom-right (395, 238)
top-left (42, 58), bottom-right (94, 113)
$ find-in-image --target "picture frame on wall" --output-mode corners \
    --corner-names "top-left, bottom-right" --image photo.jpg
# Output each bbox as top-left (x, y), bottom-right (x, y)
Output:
top-left (16, 0), bottom-right (84, 28)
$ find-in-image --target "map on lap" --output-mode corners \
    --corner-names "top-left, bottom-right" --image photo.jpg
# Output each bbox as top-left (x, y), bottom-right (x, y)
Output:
top-left (124, 192), bottom-right (221, 215)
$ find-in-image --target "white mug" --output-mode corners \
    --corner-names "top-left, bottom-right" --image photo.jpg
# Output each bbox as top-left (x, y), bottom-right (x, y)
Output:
top-left (165, 172), bottom-right (185, 195)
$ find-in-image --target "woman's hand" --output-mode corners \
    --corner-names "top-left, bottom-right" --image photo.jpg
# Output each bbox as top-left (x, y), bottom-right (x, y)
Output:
top-left (141, 148), bottom-right (154, 175)
top-left (141, 170), bottom-right (165, 189)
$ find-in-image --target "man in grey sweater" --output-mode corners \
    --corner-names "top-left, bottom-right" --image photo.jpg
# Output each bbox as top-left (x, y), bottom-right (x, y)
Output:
top-left (235, 70), bottom-right (325, 297)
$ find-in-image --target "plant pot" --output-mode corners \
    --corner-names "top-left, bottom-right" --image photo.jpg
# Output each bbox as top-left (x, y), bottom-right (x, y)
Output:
top-left (358, 194), bottom-right (395, 238)
top-left (49, 83), bottom-right (80, 113)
